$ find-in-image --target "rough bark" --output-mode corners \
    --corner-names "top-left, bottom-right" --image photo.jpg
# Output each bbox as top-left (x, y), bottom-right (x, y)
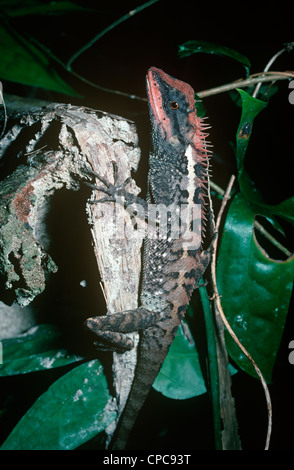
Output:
top-left (0, 96), bottom-right (142, 441)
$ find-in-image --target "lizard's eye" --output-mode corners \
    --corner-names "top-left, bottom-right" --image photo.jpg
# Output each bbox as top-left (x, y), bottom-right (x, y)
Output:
top-left (169, 101), bottom-right (179, 110)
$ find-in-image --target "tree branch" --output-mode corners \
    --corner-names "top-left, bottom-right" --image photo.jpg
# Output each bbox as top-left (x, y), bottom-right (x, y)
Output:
top-left (66, 0), bottom-right (159, 70)
top-left (198, 71), bottom-right (294, 98)
top-left (0, 99), bottom-right (142, 445)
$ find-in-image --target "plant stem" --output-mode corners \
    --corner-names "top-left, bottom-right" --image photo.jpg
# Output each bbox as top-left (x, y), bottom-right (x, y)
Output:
top-left (204, 174), bottom-right (242, 449)
top-left (197, 71), bottom-right (294, 98)
top-left (66, 0), bottom-right (159, 70)
top-left (211, 175), bottom-right (272, 450)
top-left (199, 283), bottom-right (222, 449)
top-left (252, 45), bottom-right (291, 98)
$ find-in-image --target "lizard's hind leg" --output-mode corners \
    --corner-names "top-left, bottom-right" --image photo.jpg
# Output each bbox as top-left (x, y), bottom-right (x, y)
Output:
top-left (85, 307), bottom-right (160, 353)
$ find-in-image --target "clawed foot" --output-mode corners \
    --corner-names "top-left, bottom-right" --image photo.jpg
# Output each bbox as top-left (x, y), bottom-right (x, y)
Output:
top-left (85, 307), bottom-right (160, 352)
top-left (84, 162), bottom-right (132, 204)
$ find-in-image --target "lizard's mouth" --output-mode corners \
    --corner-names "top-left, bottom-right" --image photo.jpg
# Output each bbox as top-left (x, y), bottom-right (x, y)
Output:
top-left (146, 66), bottom-right (176, 141)
top-left (146, 67), bottom-right (162, 125)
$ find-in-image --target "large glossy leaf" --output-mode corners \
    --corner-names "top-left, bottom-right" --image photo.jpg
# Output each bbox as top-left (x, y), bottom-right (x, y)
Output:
top-left (239, 171), bottom-right (294, 225)
top-left (153, 324), bottom-right (207, 399)
top-left (217, 193), bottom-right (294, 382)
top-left (178, 40), bottom-right (251, 74)
top-left (0, 19), bottom-right (78, 96)
top-left (0, 324), bottom-right (82, 376)
top-left (1, 360), bottom-right (116, 450)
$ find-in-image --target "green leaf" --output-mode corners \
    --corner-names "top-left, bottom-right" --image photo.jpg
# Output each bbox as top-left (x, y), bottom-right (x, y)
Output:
top-left (0, 0), bottom-right (92, 17)
top-left (239, 172), bottom-right (294, 226)
top-left (0, 324), bottom-right (82, 376)
top-left (178, 40), bottom-right (251, 74)
top-left (265, 196), bottom-right (294, 225)
top-left (229, 84), bottom-right (278, 108)
top-left (194, 92), bottom-right (207, 118)
top-left (0, 17), bottom-right (78, 96)
top-left (1, 360), bottom-right (116, 450)
top-left (235, 89), bottom-right (294, 225)
top-left (153, 324), bottom-right (207, 399)
top-left (216, 193), bottom-right (294, 382)
top-left (235, 88), bottom-right (267, 176)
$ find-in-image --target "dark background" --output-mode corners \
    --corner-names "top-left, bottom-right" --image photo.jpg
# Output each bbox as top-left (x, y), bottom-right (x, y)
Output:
top-left (1, 0), bottom-right (294, 450)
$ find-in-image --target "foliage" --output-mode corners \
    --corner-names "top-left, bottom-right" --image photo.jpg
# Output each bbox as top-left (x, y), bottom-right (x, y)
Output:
top-left (0, 324), bottom-right (82, 376)
top-left (1, 359), bottom-right (115, 450)
top-left (0, 1), bottom-right (86, 95)
top-left (217, 89), bottom-right (294, 382)
top-left (178, 40), bottom-right (251, 75)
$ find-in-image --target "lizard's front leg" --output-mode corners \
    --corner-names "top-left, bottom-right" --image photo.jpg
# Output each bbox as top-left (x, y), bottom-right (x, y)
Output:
top-left (84, 163), bottom-right (148, 211)
top-left (84, 164), bottom-right (153, 352)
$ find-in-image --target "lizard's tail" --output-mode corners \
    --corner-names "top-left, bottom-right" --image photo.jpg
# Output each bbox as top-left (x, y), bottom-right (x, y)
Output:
top-left (110, 333), bottom-right (169, 450)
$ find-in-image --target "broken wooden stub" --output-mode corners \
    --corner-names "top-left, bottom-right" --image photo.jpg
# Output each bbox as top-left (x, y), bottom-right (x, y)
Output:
top-left (0, 98), bottom-right (143, 435)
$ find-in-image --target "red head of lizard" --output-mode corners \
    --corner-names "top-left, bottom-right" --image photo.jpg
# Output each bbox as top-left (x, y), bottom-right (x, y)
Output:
top-left (146, 66), bottom-right (209, 154)
top-left (146, 66), bottom-right (211, 210)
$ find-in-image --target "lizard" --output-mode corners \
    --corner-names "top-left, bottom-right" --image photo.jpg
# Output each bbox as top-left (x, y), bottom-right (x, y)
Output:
top-left (85, 67), bottom-right (213, 449)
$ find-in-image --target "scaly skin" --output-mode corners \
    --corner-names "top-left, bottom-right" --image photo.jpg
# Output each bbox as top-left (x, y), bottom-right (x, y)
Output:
top-left (86, 67), bottom-right (212, 449)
